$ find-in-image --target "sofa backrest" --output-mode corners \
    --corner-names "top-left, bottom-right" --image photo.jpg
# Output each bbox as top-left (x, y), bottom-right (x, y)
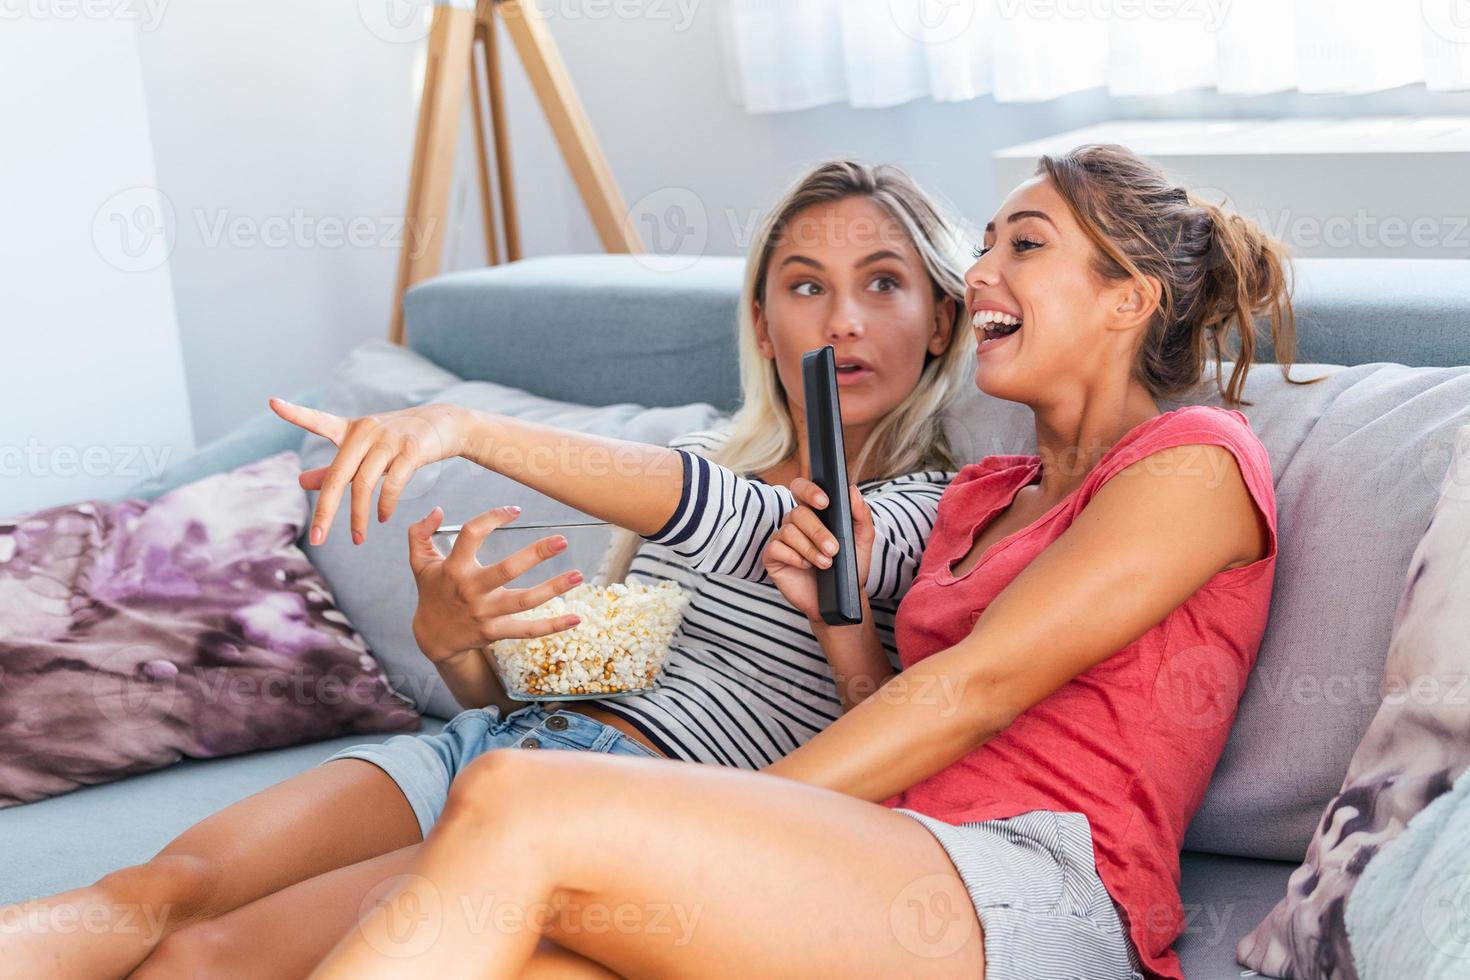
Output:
top-left (404, 256), bottom-right (1470, 398)
top-left (406, 254), bottom-right (1470, 861)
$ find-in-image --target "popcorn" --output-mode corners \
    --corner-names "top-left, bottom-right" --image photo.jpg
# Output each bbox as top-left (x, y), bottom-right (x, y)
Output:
top-left (490, 580), bottom-right (690, 698)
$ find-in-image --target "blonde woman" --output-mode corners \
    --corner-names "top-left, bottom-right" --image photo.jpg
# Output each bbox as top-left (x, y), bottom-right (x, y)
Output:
top-left (4, 161), bottom-right (975, 979)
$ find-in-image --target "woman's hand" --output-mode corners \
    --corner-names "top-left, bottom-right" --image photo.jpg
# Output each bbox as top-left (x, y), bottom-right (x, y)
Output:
top-left (762, 478), bottom-right (874, 622)
top-left (269, 398), bottom-right (472, 546)
top-left (407, 505), bottom-right (586, 664)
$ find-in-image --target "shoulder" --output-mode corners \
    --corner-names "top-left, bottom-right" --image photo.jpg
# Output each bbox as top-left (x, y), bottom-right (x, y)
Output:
top-left (1096, 407), bottom-right (1272, 493)
top-left (857, 467), bottom-right (957, 496)
top-left (1131, 406), bottom-right (1265, 460)
top-left (1084, 408), bottom-right (1278, 565)
top-left (665, 422), bottom-right (734, 455)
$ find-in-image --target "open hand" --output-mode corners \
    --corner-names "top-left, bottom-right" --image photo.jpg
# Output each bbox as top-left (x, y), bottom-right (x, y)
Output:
top-left (407, 505), bottom-right (586, 663)
top-left (761, 478), bottom-right (873, 622)
top-left (269, 398), bottom-right (471, 547)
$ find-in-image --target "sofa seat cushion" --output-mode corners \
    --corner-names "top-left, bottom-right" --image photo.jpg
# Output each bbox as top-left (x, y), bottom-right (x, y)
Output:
top-left (0, 717), bottom-right (444, 905)
top-left (1176, 850), bottom-right (1297, 980)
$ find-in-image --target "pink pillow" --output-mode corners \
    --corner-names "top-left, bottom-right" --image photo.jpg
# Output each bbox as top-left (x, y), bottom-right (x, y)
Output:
top-left (0, 451), bottom-right (420, 807)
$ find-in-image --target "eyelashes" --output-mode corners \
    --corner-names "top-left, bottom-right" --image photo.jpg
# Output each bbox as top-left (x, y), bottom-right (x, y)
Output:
top-left (972, 238), bottom-right (1043, 258)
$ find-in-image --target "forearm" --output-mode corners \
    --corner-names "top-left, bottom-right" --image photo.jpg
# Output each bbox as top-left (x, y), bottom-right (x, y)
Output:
top-left (763, 652), bottom-right (1009, 802)
top-left (455, 407), bottom-right (683, 536)
top-left (430, 647), bottom-right (525, 715)
top-left (810, 594), bottom-right (896, 712)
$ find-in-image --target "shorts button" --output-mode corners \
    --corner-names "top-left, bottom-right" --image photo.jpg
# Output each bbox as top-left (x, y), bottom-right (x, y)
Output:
top-left (521, 737), bottom-right (541, 749)
top-left (546, 715), bottom-right (569, 731)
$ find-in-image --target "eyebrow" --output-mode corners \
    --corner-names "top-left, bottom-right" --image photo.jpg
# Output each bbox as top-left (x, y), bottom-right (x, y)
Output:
top-left (778, 249), bottom-right (906, 270)
top-left (983, 210), bottom-right (1056, 234)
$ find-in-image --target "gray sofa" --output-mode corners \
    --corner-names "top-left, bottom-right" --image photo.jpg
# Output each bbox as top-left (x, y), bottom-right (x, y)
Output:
top-left (4, 254), bottom-right (1468, 980)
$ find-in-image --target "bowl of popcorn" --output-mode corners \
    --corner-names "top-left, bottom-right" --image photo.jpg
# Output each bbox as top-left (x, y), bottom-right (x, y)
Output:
top-left (432, 518), bottom-right (691, 700)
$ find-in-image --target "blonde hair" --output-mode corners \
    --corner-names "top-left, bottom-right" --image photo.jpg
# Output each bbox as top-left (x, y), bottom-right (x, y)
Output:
top-left (599, 160), bottom-right (975, 584)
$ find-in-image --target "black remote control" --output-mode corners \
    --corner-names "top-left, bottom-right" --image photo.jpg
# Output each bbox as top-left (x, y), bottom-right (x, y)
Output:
top-left (801, 345), bottom-right (863, 626)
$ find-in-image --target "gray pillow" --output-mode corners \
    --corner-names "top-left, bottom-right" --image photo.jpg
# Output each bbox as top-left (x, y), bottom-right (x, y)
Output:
top-left (301, 343), bottom-right (724, 719)
top-left (940, 359), bottom-right (1470, 862)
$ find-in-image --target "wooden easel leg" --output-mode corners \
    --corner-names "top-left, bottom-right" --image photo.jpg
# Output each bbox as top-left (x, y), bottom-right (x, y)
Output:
top-left (390, 3), bottom-right (476, 346)
top-left (470, 8), bottom-right (501, 266)
top-left (482, 1), bottom-right (521, 261)
top-left (497, 0), bottom-right (642, 253)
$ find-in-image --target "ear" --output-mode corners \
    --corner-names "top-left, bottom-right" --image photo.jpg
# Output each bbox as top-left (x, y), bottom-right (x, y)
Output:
top-left (752, 299), bottom-right (776, 359)
top-left (928, 294), bottom-right (958, 356)
top-left (1109, 276), bottom-right (1161, 334)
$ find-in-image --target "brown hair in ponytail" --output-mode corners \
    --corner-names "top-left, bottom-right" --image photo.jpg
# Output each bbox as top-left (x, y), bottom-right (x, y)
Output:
top-left (1036, 143), bottom-right (1312, 406)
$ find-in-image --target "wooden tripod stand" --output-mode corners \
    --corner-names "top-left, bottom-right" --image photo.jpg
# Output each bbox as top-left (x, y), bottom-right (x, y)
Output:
top-left (389, 0), bottom-right (643, 344)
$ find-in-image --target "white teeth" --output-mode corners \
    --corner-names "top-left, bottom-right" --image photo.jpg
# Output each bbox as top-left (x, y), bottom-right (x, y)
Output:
top-left (971, 309), bottom-right (1022, 328)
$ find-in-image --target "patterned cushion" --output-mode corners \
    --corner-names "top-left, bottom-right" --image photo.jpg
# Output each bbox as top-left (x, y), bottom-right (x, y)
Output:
top-left (0, 451), bottom-right (420, 807)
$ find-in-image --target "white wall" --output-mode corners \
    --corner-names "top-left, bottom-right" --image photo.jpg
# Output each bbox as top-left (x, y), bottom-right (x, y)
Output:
top-left (37, 3), bottom-right (1470, 450)
top-left (0, 19), bottom-right (193, 515)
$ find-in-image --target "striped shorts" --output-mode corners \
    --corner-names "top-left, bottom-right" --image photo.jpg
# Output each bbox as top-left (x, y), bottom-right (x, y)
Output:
top-left (895, 808), bottom-right (1146, 980)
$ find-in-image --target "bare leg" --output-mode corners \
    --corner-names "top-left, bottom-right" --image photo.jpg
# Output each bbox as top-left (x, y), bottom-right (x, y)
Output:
top-left (311, 751), bottom-right (986, 980)
top-left (0, 759), bottom-right (420, 979)
top-left (129, 847), bottom-right (619, 980)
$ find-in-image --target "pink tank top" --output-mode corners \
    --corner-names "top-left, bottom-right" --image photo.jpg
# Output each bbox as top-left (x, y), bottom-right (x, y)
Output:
top-left (886, 406), bottom-right (1278, 980)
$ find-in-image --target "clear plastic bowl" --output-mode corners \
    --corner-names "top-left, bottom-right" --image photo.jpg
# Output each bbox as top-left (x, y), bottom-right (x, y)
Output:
top-left (431, 519), bottom-right (690, 701)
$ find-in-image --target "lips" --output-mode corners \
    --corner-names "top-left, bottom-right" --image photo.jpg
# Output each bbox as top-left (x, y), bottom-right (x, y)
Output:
top-left (831, 353), bottom-right (875, 384)
top-left (971, 307), bottom-right (1022, 350)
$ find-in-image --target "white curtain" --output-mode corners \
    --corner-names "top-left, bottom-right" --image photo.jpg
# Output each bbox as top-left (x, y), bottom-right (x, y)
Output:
top-left (719, 0), bottom-right (1470, 113)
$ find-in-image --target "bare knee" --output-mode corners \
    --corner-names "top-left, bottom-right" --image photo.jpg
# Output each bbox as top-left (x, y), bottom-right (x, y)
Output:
top-left (94, 853), bottom-right (221, 930)
top-left (442, 748), bottom-right (531, 826)
top-left (130, 918), bottom-right (240, 980)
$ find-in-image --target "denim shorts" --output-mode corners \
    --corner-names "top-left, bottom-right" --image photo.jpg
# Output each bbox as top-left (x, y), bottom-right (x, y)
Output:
top-left (323, 704), bottom-right (662, 839)
top-left (895, 808), bottom-right (1146, 980)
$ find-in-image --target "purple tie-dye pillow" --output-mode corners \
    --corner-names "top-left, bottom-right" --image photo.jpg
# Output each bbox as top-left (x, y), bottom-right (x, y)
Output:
top-left (0, 450), bottom-right (420, 807)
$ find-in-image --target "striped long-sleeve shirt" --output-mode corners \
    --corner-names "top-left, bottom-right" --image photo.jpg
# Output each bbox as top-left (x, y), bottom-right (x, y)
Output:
top-left (594, 426), bottom-right (955, 768)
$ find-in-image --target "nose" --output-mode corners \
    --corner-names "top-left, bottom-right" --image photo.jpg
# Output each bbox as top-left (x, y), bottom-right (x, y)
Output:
top-left (825, 297), bottom-right (864, 340)
top-left (965, 249), bottom-right (1000, 293)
